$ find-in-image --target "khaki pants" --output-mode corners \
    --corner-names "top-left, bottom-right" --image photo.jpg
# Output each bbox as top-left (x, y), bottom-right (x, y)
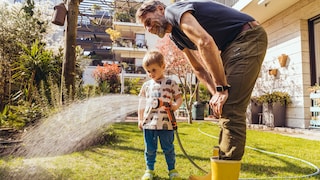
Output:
top-left (219, 26), bottom-right (268, 160)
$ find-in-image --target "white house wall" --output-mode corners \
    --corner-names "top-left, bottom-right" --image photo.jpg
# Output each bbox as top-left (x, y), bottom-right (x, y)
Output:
top-left (255, 0), bottom-right (320, 128)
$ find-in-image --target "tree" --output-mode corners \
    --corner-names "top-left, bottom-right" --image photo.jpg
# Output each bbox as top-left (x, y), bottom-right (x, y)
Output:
top-left (156, 35), bottom-right (199, 124)
top-left (64, 0), bottom-right (81, 100)
top-left (0, 0), bottom-right (66, 128)
top-left (0, 0), bottom-right (49, 110)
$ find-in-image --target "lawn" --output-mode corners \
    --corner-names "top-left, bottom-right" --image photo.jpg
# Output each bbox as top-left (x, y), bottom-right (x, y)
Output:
top-left (0, 121), bottom-right (319, 180)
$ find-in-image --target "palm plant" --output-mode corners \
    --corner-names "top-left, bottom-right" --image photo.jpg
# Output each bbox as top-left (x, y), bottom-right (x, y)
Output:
top-left (12, 40), bottom-right (60, 103)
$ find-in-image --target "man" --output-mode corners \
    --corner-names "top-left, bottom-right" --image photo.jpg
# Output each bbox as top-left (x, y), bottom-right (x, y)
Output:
top-left (136, 0), bottom-right (267, 179)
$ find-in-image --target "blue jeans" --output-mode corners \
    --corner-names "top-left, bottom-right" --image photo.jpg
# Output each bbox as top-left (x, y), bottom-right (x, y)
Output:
top-left (143, 129), bottom-right (175, 171)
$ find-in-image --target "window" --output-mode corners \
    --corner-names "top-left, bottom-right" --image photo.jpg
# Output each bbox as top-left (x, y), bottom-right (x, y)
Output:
top-left (135, 34), bottom-right (145, 48)
top-left (309, 15), bottom-right (320, 85)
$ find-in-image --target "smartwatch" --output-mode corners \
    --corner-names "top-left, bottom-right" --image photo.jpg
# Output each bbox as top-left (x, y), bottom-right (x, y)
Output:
top-left (216, 85), bottom-right (231, 92)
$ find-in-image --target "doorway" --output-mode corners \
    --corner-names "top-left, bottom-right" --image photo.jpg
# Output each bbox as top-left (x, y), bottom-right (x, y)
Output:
top-left (309, 15), bottom-right (320, 85)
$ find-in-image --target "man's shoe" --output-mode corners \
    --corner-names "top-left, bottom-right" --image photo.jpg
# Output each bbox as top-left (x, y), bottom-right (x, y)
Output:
top-left (142, 169), bottom-right (154, 180)
top-left (169, 169), bottom-right (182, 180)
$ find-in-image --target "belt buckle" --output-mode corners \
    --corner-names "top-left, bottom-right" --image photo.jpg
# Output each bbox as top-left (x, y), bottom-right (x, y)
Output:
top-left (248, 21), bottom-right (254, 29)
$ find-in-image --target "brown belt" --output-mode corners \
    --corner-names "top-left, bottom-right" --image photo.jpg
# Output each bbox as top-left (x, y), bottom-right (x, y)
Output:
top-left (242, 21), bottom-right (260, 32)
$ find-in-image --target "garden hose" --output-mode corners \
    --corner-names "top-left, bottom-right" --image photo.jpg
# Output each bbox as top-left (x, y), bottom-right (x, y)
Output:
top-left (175, 129), bottom-right (208, 173)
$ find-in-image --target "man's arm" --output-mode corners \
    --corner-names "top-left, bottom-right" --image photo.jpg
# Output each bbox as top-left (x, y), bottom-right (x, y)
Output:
top-left (179, 12), bottom-right (227, 88)
top-left (182, 48), bottom-right (216, 95)
top-left (179, 12), bottom-right (229, 118)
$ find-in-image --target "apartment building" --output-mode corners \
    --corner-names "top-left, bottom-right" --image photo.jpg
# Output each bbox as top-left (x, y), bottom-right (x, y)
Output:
top-left (80, 0), bottom-right (172, 86)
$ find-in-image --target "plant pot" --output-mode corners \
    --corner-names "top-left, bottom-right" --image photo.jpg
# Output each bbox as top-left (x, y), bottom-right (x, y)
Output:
top-left (263, 102), bottom-right (286, 127)
top-left (278, 54), bottom-right (288, 67)
top-left (192, 101), bottom-right (206, 120)
top-left (251, 99), bottom-right (262, 124)
top-left (268, 69), bottom-right (278, 76)
top-left (271, 102), bottom-right (286, 127)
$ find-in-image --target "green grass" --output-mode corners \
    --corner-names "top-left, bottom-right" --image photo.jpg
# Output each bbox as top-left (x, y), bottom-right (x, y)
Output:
top-left (0, 121), bottom-right (319, 180)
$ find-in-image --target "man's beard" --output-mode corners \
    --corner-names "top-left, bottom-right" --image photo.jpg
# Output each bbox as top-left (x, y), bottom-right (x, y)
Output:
top-left (158, 26), bottom-right (166, 38)
top-left (157, 19), bottom-right (168, 38)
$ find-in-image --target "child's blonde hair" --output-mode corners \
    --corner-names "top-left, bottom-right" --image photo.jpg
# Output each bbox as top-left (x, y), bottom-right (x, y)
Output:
top-left (142, 50), bottom-right (165, 69)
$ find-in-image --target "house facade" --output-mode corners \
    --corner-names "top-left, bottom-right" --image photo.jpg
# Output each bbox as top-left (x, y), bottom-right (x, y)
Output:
top-left (235, 0), bottom-right (320, 128)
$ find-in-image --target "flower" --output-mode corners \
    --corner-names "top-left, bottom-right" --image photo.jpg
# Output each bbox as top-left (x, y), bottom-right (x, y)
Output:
top-left (105, 28), bottom-right (121, 42)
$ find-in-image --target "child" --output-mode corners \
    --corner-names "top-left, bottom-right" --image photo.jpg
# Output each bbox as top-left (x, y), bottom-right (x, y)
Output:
top-left (138, 50), bottom-right (183, 180)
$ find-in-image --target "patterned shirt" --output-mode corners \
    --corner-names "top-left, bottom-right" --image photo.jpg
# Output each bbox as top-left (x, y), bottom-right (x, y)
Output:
top-left (139, 77), bottom-right (181, 130)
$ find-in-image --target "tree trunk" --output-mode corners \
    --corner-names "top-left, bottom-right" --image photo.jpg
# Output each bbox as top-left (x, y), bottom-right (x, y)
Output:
top-left (0, 58), bottom-right (11, 111)
top-left (0, 58), bottom-right (6, 110)
top-left (27, 70), bottom-right (36, 103)
top-left (64, 0), bottom-right (80, 100)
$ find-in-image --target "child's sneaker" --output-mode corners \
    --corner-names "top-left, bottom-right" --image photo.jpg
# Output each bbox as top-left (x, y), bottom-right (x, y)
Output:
top-left (168, 169), bottom-right (182, 180)
top-left (142, 169), bottom-right (154, 180)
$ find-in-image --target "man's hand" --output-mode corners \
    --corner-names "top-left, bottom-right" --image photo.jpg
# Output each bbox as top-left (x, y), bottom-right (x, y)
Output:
top-left (209, 91), bottom-right (228, 118)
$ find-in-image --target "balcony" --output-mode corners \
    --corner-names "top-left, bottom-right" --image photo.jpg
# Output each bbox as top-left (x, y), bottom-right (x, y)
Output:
top-left (113, 21), bottom-right (145, 34)
top-left (112, 21), bottom-right (147, 58)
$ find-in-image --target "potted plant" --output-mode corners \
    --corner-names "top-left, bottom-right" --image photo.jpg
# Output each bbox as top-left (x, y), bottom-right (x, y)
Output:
top-left (256, 91), bottom-right (291, 127)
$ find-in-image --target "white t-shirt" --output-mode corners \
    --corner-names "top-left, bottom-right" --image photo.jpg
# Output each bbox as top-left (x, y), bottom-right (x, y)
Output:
top-left (139, 77), bottom-right (181, 130)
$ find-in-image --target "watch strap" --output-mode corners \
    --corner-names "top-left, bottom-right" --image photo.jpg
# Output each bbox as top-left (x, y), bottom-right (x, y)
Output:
top-left (216, 85), bottom-right (231, 92)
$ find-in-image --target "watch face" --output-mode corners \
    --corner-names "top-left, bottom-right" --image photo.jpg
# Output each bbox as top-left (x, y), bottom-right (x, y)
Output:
top-left (216, 86), bottom-right (223, 92)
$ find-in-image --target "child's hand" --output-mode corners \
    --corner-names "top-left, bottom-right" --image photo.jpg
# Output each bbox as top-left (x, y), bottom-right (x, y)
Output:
top-left (169, 103), bottom-right (178, 111)
top-left (162, 101), bottom-right (175, 110)
top-left (138, 121), bottom-right (143, 130)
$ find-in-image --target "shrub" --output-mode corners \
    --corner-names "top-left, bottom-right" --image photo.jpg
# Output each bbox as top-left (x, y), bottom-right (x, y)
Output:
top-left (257, 91), bottom-right (292, 106)
top-left (93, 64), bottom-right (121, 94)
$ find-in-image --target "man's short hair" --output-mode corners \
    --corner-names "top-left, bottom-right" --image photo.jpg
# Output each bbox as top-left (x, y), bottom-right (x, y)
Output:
top-left (135, 0), bottom-right (166, 24)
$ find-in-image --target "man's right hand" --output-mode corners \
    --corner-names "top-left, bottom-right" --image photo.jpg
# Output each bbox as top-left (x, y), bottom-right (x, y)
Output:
top-left (209, 91), bottom-right (228, 118)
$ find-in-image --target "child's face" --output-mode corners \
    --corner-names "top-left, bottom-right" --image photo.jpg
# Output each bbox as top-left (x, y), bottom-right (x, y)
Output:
top-left (145, 63), bottom-right (165, 80)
